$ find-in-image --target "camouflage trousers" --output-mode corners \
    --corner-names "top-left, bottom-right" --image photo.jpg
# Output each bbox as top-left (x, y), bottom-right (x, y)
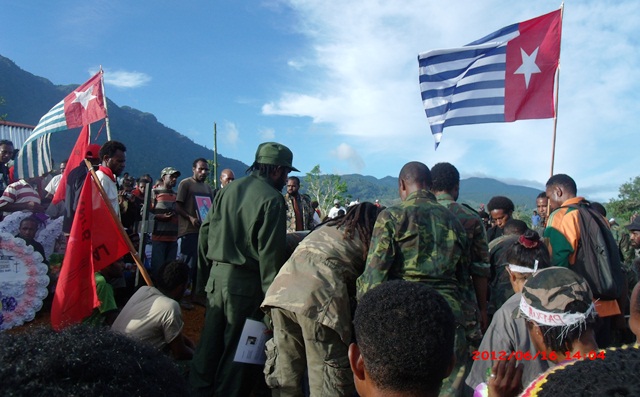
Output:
top-left (264, 308), bottom-right (354, 397)
top-left (439, 324), bottom-right (468, 397)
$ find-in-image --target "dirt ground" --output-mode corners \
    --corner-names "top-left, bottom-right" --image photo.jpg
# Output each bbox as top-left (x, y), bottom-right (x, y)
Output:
top-left (8, 301), bottom-right (207, 344)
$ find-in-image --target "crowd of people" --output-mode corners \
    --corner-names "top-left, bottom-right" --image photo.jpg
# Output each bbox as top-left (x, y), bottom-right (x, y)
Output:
top-left (1, 138), bottom-right (640, 397)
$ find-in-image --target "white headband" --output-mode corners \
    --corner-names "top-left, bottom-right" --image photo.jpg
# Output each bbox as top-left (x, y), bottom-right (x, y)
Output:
top-left (507, 259), bottom-right (538, 274)
top-left (519, 295), bottom-right (596, 327)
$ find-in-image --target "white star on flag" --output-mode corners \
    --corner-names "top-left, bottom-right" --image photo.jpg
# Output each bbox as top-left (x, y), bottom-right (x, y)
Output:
top-left (71, 86), bottom-right (97, 109)
top-left (514, 47), bottom-right (541, 89)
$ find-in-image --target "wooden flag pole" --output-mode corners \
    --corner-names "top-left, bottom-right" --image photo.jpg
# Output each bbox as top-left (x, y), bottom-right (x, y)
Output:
top-left (99, 67), bottom-right (112, 141)
top-left (549, 2), bottom-right (564, 178)
top-left (84, 159), bottom-right (153, 286)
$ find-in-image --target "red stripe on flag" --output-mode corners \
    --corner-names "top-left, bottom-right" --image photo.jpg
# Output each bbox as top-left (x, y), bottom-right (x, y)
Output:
top-left (52, 125), bottom-right (89, 204)
top-left (504, 9), bottom-right (562, 122)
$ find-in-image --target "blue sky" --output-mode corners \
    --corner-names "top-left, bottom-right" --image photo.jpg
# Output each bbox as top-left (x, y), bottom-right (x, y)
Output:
top-left (2, 1), bottom-right (639, 202)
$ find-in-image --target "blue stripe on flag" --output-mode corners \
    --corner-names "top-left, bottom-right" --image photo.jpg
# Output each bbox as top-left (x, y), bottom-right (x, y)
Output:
top-left (420, 80), bottom-right (505, 101)
top-left (418, 20), bottom-right (518, 143)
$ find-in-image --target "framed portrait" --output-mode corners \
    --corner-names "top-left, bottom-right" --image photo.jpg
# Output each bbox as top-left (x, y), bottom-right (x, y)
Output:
top-left (195, 195), bottom-right (213, 221)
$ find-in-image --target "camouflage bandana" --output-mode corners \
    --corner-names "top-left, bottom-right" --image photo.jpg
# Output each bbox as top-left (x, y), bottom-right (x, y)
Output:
top-left (515, 267), bottom-right (596, 338)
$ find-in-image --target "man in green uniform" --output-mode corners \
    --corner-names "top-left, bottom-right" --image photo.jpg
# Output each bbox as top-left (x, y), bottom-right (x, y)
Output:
top-left (431, 162), bottom-right (489, 336)
top-left (189, 142), bottom-right (298, 397)
top-left (356, 161), bottom-right (469, 397)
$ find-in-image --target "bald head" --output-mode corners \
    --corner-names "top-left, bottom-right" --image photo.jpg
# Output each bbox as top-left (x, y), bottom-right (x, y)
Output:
top-left (398, 162), bottom-right (432, 201)
top-left (220, 169), bottom-right (235, 188)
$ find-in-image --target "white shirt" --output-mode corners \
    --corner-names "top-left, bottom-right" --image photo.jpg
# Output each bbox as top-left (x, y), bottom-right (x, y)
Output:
top-left (111, 286), bottom-right (183, 351)
top-left (96, 169), bottom-right (119, 217)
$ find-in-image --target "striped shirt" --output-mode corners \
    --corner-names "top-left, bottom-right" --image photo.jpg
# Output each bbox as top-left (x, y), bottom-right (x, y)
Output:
top-left (0, 179), bottom-right (40, 215)
top-left (152, 187), bottom-right (178, 242)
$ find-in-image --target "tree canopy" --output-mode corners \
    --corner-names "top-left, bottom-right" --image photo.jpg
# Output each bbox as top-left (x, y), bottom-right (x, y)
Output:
top-left (303, 164), bottom-right (348, 217)
top-left (607, 176), bottom-right (640, 224)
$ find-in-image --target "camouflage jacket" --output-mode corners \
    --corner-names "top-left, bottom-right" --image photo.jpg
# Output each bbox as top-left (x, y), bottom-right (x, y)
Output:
top-left (435, 193), bottom-right (490, 344)
top-left (356, 189), bottom-right (469, 324)
top-left (435, 193), bottom-right (490, 278)
top-left (262, 224), bottom-right (367, 344)
top-left (284, 193), bottom-right (315, 232)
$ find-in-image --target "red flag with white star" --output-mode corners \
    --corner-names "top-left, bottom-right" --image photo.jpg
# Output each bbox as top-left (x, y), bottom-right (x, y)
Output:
top-left (63, 71), bottom-right (107, 128)
top-left (504, 10), bottom-right (561, 121)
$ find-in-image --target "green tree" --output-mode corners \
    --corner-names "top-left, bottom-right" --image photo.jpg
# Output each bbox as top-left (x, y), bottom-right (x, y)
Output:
top-left (607, 176), bottom-right (640, 223)
top-left (303, 164), bottom-right (348, 217)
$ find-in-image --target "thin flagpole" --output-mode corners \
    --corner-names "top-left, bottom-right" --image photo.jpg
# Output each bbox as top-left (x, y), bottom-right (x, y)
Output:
top-left (84, 159), bottom-right (153, 286)
top-left (549, 2), bottom-right (564, 178)
top-left (214, 122), bottom-right (218, 188)
top-left (100, 67), bottom-right (112, 141)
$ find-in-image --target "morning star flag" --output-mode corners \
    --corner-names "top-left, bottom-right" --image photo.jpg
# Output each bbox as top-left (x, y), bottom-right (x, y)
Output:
top-left (51, 172), bottom-right (129, 330)
top-left (17, 71), bottom-right (107, 177)
top-left (418, 9), bottom-right (562, 148)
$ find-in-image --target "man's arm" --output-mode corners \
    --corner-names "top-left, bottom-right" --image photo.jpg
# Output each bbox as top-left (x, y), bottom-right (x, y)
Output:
top-left (471, 219), bottom-right (491, 331)
top-left (356, 210), bottom-right (395, 300)
top-left (195, 206), bottom-right (214, 295)
top-left (168, 333), bottom-right (194, 360)
top-left (257, 199), bottom-right (288, 295)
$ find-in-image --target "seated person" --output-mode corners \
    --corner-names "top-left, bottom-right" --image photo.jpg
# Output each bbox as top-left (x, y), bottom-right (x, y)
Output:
top-left (15, 216), bottom-right (47, 263)
top-left (111, 260), bottom-right (194, 360)
top-left (349, 280), bottom-right (455, 397)
top-left (0, 325), bottom-right (189, 396)
top-left (83, 259), bottom-right (124, 327)
top-left (467, 230), bottom-right (550, 393)
top-left (488, 267), bottom-right (599, 397)
top-left (0, 177), bottom-right (46, 216)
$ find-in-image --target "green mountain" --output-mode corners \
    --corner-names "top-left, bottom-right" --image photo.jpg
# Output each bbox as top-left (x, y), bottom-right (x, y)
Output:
top-left (0, 55), bottom-right (249, 180)
top-left (341, 174), bottom-right (541, 210)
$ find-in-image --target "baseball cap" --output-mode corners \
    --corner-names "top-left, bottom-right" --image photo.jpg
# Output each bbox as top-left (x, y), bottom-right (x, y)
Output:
top-left (254, 142), bottom-right (299, 172)
top-left (625, 217), bottom-right (640, 231)
top-left (86, 144), bottom-right (101, 159)
top-left (514, 267), bottom-right (595, 327)
top-left (334, 199), bottom-right (340, 204)
top-left (161, 167), bottom-right (181, 177)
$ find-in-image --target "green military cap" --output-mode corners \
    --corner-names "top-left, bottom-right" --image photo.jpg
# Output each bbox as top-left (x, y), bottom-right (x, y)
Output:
top-left (161, 166), bottom-right (181, 177)
top-left (255, 142), bottom-right (299, 172)
top-left (514, 267), bottom-right (595, 327)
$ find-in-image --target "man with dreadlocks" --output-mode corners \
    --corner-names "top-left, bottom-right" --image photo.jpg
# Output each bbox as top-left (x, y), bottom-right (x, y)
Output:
top-left (262, 202), bottom-right (383, 396)
top-left (189, 142), bottom-right (298, 397)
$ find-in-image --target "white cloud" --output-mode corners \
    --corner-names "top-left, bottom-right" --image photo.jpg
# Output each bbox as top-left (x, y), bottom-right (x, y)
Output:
top-left (223, 122), bottom-right (240, 146)
top-left (262, 0), bottom-right (640, 201)
top-left (331, 143), bottom-right (365, 173)
top-left (259, 127), bottom-right (276, 140)
top-left (100, 69), bottom-right (152, 88)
